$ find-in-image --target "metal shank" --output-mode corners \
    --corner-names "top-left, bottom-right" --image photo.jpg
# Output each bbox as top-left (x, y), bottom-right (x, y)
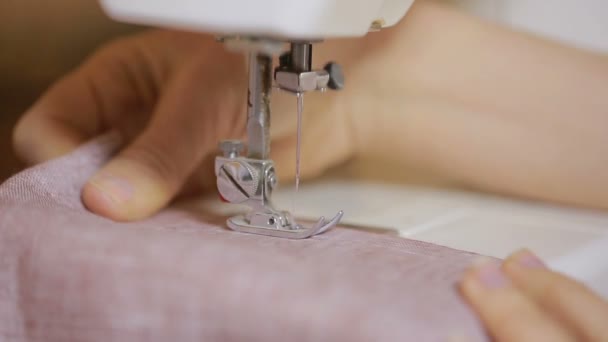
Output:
top-left (247, 53), bottom-right (272, 160)
top-left (290, 43), bottom-right (312, 72)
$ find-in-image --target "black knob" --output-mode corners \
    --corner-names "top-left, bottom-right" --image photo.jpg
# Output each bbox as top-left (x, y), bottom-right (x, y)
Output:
top-left (324, 62), bottom-right (345, 90)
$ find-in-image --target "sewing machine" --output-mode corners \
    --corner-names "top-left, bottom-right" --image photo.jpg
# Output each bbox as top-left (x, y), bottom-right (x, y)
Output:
top-left (99, 0), bottom-right (415, 238)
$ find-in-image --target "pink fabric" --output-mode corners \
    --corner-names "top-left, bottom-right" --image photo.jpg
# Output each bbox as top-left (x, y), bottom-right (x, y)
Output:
top-left (0, 134), bottom-right (489, 341)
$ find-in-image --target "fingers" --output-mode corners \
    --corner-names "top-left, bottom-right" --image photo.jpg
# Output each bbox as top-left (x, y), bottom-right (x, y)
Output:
top-left (503, 250), bottom-right (608, 341)
top-left (83, 56), bottom-right (246, 221)
top-left (460, 260), bottom-right (575, 342)
top-left (13, 71), bottom-right (102, 164)
top-left (461, 250), bottom-right (608, 342)
top-left (13, 35), bottom-right (159, 165)
top-left (14, 30), bottom-right (248, 221)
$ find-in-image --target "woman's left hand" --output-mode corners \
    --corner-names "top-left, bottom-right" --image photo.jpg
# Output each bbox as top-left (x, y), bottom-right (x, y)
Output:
top-left (460, 249), bottom-right (608, 341)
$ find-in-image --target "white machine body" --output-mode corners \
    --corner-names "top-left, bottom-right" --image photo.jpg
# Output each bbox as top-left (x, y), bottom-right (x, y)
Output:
top-left (100, 0), bottom-right (415, 40)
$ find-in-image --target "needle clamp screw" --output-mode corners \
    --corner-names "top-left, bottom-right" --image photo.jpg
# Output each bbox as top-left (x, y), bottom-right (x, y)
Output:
top-left (219, 140), bottom-right (245, 159)
top-left (324, 62), bottom-right (344, 90)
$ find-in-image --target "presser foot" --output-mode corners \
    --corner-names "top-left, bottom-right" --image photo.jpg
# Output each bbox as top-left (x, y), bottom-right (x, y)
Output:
top-left (215, 142), bottom-right (344, 239)
top-left (227, 210), bottom-right (344, 239)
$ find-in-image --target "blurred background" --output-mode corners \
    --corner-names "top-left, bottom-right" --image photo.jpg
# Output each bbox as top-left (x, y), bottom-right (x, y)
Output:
top-left (0, 0), bottom-right (140, 180)
top-left (1, 0), bottom-right (607, 181)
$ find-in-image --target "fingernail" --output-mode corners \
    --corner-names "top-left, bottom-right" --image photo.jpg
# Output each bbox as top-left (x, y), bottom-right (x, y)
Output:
top-left (89, 173), bottom-right (134, 204)
top-left (516, 250), bottom-right (546, 269)
top-left (475, 261), bottom-right (509, 289)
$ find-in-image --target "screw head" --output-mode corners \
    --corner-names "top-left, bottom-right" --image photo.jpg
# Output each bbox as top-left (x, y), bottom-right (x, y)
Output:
top-left (219, 140), bottom-right (245, 158)
top-left (324, 62), bottom-right (345, 90)
top-left (267, 168), bottom-right (279, 190)
top-left (217, 161), bottom-right (258, 204)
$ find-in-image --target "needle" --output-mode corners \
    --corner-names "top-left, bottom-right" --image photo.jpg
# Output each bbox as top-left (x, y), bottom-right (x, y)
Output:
top-left (294, 92), bottom-right (304, 215)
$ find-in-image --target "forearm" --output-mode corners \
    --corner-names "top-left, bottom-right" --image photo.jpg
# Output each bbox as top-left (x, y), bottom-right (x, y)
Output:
top-left (346, 0), bottom-right (608, 208)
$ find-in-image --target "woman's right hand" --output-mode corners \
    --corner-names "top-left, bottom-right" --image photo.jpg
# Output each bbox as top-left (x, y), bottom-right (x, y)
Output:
top-left (13, 30), bottom-right (358, 221)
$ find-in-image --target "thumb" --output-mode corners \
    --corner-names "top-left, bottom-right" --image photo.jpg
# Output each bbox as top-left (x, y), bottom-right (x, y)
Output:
top-left (83, 60), bottom-right (246, 221)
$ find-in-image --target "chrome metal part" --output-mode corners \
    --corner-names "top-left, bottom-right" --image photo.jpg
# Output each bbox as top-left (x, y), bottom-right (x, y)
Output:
top-left (247, 53), bottom-right (272, 159)
top-left (219, 140), bottom-right (245, 158)
top-left (290, 43), bottom-right (312, 72)
top-left (215, 152), bottom-right (343, 239)
top-left (274, 70), bottom-right (330, 93)
top-left (217, 160), bottom-right (259, 204)
top-left (214, 40), bottom-right (344, 240)
top-left (274, 42), bottom-right (344, 95)
top-left (227, 210), bottom-right (344, 239)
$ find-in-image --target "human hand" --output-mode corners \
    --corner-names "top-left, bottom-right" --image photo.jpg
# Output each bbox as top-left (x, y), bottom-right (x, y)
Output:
top-left (13, 30), bottom-right (355, 221)
top-left (460, 249), bottom-right (608, 341)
